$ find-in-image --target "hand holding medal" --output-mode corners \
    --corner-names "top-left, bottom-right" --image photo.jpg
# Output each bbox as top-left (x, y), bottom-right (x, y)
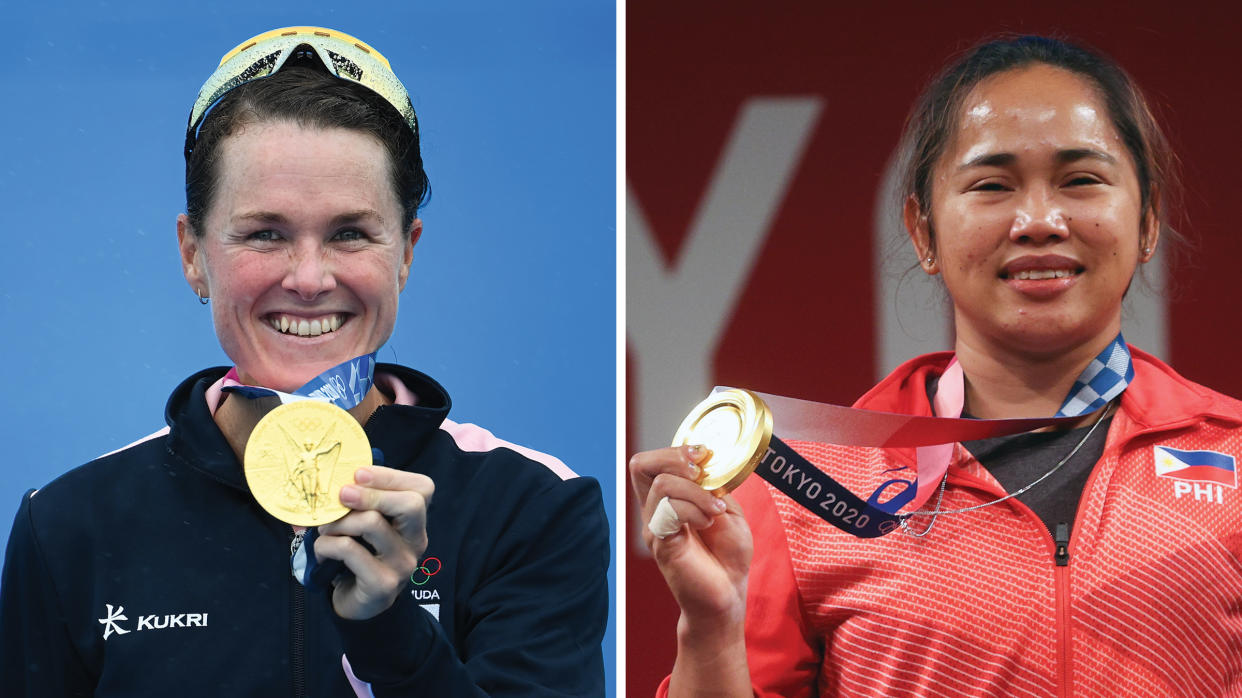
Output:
top-left (628, 392), bottom-right (772, 633)
top-left (630, 341), bottom-right (1129, 693)
top-left (231, 354), bottom-right (434, 620)
top-left (634, 388), bottom-right (772, 545)
top-left (669, 389), bottom-right (773, 496)
top-left (314, 460), bottom-right (434, 621)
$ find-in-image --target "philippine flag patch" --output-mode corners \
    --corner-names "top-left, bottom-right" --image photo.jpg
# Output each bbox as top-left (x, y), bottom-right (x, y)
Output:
top-left (1154, 446), bottom-right (1237, 489)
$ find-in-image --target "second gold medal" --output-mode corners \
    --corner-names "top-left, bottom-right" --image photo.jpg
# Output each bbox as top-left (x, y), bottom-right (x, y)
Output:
top-left (671, 389), bottom-right (773, 494)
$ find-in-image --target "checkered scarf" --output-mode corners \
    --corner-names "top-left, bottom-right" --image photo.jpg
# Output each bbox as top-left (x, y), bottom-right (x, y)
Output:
top-left (1058, 334), bottom-right (1133, 417)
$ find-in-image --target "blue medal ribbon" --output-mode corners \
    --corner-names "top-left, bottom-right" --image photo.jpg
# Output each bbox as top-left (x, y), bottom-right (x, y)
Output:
top-left (221, 353), bottom-right (378, 410)
top-left (1057, 336), bottom-right (1133, 417)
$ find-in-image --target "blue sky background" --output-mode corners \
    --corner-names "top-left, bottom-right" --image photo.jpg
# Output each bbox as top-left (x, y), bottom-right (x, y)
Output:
top-left (0, 1), bottom-right (616, 692)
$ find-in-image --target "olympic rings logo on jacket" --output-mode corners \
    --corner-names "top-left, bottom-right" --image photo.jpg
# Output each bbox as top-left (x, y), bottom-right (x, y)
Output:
top-left (410, 556), bottom-right (441, 586)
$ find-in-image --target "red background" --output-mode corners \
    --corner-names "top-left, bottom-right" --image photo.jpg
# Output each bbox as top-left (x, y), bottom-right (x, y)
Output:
top-left (626, 2), bottom-right (1242, 696)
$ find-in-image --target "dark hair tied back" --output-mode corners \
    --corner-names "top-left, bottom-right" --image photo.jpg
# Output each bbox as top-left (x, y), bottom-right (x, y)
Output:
top-left (185, 64), bottom-right (429, 235)
top-left (900, 34), bottom-right (1179, 250)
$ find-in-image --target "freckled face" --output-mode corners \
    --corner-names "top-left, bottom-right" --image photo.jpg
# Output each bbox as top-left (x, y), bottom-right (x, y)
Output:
top-left (179, 121), bottom-right (416, 391)
top-left (917, 65), bottom-right (1154, 358)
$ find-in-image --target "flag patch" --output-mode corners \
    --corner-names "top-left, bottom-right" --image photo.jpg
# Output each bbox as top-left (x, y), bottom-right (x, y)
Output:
top-left (1154, 446), bottom-right (1237, 489)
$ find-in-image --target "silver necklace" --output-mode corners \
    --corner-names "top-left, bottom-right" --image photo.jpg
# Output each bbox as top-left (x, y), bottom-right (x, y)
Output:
top-left (899, 400), bottom-right (1115, 538)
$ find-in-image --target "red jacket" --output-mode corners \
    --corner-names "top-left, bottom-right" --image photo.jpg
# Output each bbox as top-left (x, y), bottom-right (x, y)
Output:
top-left (660, 348), bottom-right (1242, 697)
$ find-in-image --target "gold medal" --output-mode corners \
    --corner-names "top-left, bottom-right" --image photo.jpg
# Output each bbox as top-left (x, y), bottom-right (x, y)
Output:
top-left (671, 389), bottom-right (773, 494)
top-left (243, 400), bottom-right (372, 526)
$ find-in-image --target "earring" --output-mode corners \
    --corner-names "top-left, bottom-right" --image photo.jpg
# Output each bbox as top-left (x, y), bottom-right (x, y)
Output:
top-left (197, 288), bottom-right (209, 305)
top-left (923, 255), bottom-right (935, 268)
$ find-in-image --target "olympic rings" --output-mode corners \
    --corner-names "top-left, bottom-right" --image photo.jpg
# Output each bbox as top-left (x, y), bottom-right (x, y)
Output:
top-left (410, 556), bottom-right (442, 586)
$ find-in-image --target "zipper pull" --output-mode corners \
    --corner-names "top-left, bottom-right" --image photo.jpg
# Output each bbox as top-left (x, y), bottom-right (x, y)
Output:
top-left (290, 529), bottom-right (307, 558)
top-left (1054, 522), bottom-right (1070, 567)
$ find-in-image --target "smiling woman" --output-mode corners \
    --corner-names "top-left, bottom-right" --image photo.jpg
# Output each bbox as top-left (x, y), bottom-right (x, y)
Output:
top-left (179, 120), bottom-right (416, 393)
top-left (1, 26), bottom-right (608, 697)
top-left (629, 35), bottom-right (1242, 697)
top-left (908, 63), bottom-right (1158, 417)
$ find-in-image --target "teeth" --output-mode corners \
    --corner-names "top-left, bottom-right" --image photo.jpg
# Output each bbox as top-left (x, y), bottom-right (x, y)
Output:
top-left (1013, 269), bottom-right (1074, 280)
top-left (270, 314), bottom-right (343, 337)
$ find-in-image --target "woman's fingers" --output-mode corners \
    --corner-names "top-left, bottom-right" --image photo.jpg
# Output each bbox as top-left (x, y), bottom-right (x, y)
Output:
top-left (648, 496), bottom-right (682, 538)
top-left (347, 465), bottom-right (435, 501)
top-left (629, 445), bottom-right (708, 504)
top-left (630, 445), bottom-right (755, 626)
top-left (314, 527), bottom-right (400, 583)
top-left (642, 472), bottom-right (726, 541)
top-left (313, 465), bottom-right (437, 620)
top-left (647, 492), bottom-right (754, 621)
top-left (647, 494), bottom-right (725, 539)
top-left (314, 531), bottom-right (409, 619)
top-left (631, 444), bottom-right (724, 544)
top-left (332, 466), bottom-right (433, 546)
top-left (319, 509), bottom-right (416, 569)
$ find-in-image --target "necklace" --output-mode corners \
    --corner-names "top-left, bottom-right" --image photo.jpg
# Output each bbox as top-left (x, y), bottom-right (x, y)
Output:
top-left (899, 400), bottom-right (1115, 538)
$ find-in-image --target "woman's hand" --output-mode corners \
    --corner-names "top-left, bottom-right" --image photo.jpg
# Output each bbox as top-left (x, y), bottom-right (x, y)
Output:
top-left (629, 445), bottom-right (753, 627)
top-left (314, 466), bottom-right (435, 620)
top-left (631, 446), bottom-right (755, 695)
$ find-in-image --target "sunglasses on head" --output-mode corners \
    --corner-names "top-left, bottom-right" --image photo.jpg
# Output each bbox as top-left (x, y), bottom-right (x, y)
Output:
top-left (185, 26), bottom-right (417, 160)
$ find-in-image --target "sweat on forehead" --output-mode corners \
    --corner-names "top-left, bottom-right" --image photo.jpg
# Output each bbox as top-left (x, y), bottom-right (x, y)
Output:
top-left (941, 66), bottom-right (1127, 170)
top-left (898, 35), bottom-right (1176, 233)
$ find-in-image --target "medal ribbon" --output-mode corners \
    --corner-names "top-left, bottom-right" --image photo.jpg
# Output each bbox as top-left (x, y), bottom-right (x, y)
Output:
top-left (225, 353), bottom-right (381, 589)
top-left (221, 353), bottom-right (378, 410)
top-left (737, 334), bottom-right (1133, 537)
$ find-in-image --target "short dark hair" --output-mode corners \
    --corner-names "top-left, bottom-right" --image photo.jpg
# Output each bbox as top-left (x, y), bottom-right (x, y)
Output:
top-left (185, 64), bottom-right (429, 234)
top-left (900, 34), bottom-right (1179, 251)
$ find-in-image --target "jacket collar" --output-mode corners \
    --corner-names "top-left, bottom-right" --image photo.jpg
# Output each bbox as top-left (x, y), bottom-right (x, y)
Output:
top-left (163, 364), bottom-right (452, 491)
top-left (853, 347), bottom-right (1242, 432)
top-left (852, 352), bottom-right (950, 416)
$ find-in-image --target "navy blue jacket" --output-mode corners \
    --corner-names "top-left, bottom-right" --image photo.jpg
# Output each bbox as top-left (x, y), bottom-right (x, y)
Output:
top-left (0, 365), bottom-right (608, 696)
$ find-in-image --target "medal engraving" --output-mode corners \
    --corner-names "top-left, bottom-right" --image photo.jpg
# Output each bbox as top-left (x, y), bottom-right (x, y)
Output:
top-left (672, 389), bottom-right (773, 494)
top-left (244, 401), bottom-right (371, 525)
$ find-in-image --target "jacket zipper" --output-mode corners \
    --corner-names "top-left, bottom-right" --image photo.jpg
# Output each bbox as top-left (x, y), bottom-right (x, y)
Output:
top-left (937, 409), bottom-right (1222, 698)
top-left (290, 529), bottom-right (308, 698)
top-left (948, 456), bottom-right (1086, 698)
top-left (1054, 522), bottom-right (1071, 698)
top-left (945, 468), bottom-right (1077, 697)
top-left (1050, 415), bottom-right (1123, 698)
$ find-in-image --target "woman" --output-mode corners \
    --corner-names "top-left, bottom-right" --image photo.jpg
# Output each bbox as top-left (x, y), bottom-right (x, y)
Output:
top-left (0, 27), bottom-right (608, 696)
top-left (631, 36), bottom-right (1242, 696)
